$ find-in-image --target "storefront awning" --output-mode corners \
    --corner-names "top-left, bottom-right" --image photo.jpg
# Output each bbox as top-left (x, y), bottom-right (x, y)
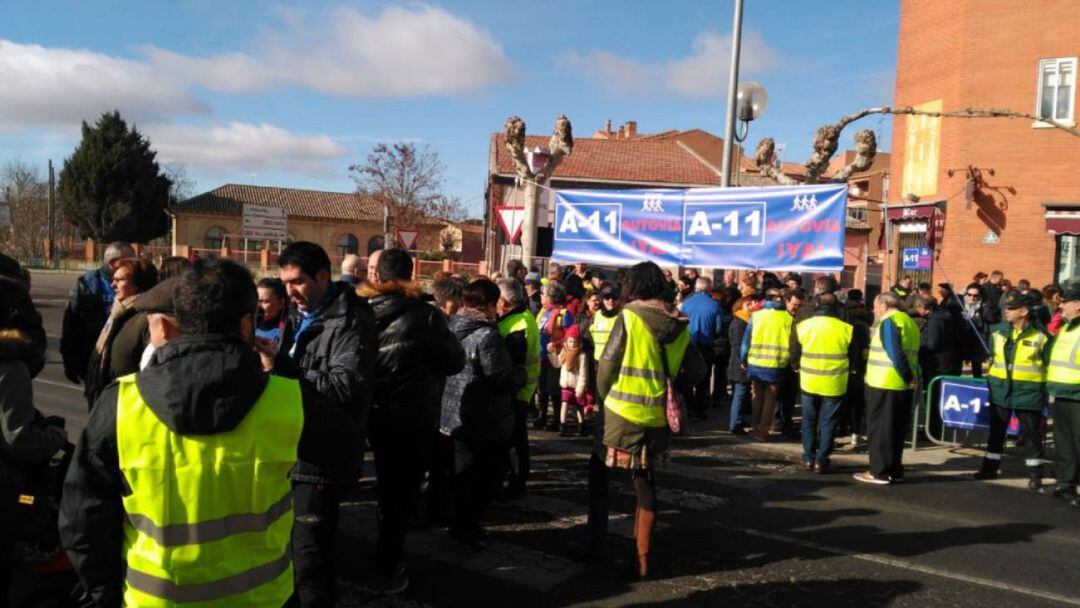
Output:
top-left (885, 202), bottom-right (942, 221)
top-left (1045, 204), bottom-right (1080, 235)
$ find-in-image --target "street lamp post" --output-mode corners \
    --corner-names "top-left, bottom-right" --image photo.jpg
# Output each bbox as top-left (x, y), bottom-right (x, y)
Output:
top-left (720, 1), bottom-right (769, 188)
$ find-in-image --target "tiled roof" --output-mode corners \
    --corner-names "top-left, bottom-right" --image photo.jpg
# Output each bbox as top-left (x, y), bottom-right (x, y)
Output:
top-left (174, 184), bottom-right (385, 222)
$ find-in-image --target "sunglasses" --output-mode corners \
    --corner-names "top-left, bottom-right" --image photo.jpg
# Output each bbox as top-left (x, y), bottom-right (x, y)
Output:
top-left (965, 292), bottom-right (980, 297)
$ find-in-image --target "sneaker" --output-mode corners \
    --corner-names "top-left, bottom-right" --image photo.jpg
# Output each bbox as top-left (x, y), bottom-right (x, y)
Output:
top-left (729, 426), bottom-right (749, 436)
top-left (853, 471), bottom-right (891, 485)
top-left (1039, 485), bottom-right (1075, 499)
top-left (367, 568), bottom-right (409, 596)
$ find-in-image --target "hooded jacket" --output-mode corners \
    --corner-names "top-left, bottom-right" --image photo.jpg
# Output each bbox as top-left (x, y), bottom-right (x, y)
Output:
top-left (59, 335), bottom-right (357, 607)
top-left (440, 310), bottom-right (524, 440)
top-left (358, 280), bottom-right (466, 429)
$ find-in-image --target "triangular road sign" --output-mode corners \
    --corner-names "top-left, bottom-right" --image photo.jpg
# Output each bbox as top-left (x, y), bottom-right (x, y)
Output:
top-left (496, 206), bottom-right (526, 244)
top-left (395, 228), bottom-right (420, 250)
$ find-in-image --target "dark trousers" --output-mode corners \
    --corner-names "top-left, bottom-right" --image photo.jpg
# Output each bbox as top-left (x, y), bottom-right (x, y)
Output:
top-left (537, 363), bottom-right (560, 427)
top-left (840, 375), bottom-right (867, 436)
top-left (987, 404), bottom-right (1044, 463)
top-left (586, 450), bottom-right (609, 551)
top-left (452, 439), bottom-right (508, 531)
top-left (506, 399), bottom-right (531, 492)
top-left (423, 430), bottom-right (454, 523)
top-left (801, 392), bottom-right (843, 464)
top-left (729, 381), bottom-right (750, 431)
top-left (712, 352), bottom-right (730, 405)
top-left (866, 386), bottom-right (913, 479)
top-left (689, 346), bottom-right (715, 413)
top-left (774, 369), bottom-right (799, 432)
top-left (292, 482), bottom-right (341, 607)
top-left (1053, 398), bottom-right (1080, 487)
top-left (371, 424), bottom-right (430, 577)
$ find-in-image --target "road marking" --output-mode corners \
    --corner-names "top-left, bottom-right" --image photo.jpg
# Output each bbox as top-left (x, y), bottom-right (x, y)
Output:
top-left (719, 522), bottom-right (1080, 606)
top-left (34, 378), bottom-right (83, 392)
top-left (34, 299), bottom-right (69, 304)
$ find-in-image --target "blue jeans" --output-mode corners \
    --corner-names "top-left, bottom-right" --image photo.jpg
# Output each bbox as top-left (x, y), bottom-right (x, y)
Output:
top-left (801, 392), bottom-right (844, 463)
top-left (729, 381), bottom-right (751, 431)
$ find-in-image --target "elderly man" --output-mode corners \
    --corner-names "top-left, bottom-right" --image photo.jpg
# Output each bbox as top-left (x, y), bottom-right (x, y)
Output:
top-left (341, 254), bottom-right (365, 287)
top-left (496, 278), bottom-right (540, 498)
top-left (679, 276), bottom-right (723, 420)
top-left (61, 241), bottom-right (134, 384)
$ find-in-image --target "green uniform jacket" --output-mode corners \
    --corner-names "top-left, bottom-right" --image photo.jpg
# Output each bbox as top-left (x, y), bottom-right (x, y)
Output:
top-left (987, 321), bottom-right (1051, 410)
top-left (1048, 316), bottom-right (1080, 401)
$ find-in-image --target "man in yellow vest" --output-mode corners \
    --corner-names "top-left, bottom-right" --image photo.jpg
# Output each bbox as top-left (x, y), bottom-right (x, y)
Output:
top-left (854, 293), bottom-right (920, 485)
top-left (974, 290), bottom-right (1052, 490)
top-left (1042, 285), bottom-right (1080, 506)
top-left (740, 289), bottom-right (794, 441)
top-left (60, 260), bottom-right (356, 607)
top-left (793, 293), bottom-right (856, 474)
top-left (496, 278), bottom-right (541, 498)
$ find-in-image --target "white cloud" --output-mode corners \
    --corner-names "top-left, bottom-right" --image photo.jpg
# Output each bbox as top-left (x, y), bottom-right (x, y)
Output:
top-left (0, 39), bottom-right (209, 127)
top-left (561, 30), bottom-right (784, 99)
top-left (146, 122), bottom-right (348, 174)
top-left (143, 5), bottom-right (514, 97)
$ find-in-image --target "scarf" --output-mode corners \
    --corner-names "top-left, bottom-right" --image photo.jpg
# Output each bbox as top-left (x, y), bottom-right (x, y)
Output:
top-left (94, 294), bottom-right (139, 369)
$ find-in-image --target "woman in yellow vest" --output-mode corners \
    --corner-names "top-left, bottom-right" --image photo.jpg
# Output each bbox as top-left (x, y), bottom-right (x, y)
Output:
top-left (975, 290), bottom-right (1053, 490)
top-left (597, 262), bottom-right (705, 579)
top-left (1042, 285), bottom-right (1080, 505)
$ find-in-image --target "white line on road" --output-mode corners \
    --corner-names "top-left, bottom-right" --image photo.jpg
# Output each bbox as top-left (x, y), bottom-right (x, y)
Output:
top-left (719, 522), bottom-right (1080, 606)
top-left (33, 378), bottom-right (83, 392)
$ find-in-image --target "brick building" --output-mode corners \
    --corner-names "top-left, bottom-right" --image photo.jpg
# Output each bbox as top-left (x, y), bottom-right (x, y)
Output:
top-left (887, 0), bottom-right (1080, 288)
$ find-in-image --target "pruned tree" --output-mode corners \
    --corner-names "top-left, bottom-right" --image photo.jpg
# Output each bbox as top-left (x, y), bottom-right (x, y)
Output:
top-left (58, 111), bottom-right (171, 242)
top-left (162, 162), bottom-right (196, 203)
top-left (754, 106), bottom-right (1080, 185)
top-left (0, 161), bottom-right (49, 259)
top-left (503, 114), bottom-right (574, 265)
top-left (349, 142), bottom-right (467, 237)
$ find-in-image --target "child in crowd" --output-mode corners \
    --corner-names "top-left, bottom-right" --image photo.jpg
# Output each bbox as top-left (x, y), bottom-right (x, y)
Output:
top-left (549, 325), bottom-right (590, 436)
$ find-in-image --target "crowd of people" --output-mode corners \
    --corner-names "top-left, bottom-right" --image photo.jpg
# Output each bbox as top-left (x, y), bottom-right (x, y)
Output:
top-left (1, 241), bottom-right (1078, 607)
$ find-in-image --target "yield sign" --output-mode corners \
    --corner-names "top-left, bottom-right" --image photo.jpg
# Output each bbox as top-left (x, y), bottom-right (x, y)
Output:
top-left (395, 228), bottom-right (420, 250)
top-left (496, 206), bottom-right (526, 243)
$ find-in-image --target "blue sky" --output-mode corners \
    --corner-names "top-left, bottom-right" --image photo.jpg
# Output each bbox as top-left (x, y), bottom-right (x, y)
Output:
top-left (0, 1), bottom-right (899, 217)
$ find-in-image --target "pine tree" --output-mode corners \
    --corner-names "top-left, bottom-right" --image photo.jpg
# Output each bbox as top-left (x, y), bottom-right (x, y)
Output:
top-left (58, 111), bottom-right (171, 242)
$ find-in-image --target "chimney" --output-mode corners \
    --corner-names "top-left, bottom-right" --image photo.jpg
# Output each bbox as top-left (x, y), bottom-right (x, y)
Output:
top-left (625, 121), bottom-right (637, 138)
top-left (617, 125), bottom-right (625, 139)
top-left (604, 119), bottom-right (612, 135)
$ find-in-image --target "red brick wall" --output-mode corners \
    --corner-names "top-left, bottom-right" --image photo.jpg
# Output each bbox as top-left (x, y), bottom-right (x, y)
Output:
top-left (888, 0), bottom-right (1080, 288)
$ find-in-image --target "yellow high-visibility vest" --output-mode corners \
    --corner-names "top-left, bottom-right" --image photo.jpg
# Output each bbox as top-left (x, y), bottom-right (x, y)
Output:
top-left (117, 374), bottom-right (303, 607)
top-left (747, 308), bottom-right (793, 369)
top-left (1047, 321), bottom-right (1080, 387)
top-left (796, 315), bottom-right (853, 397)
top-left (989, 326), bottom-right (1048, 384)
top-left (589, 311), bottom-right (617, 361)
top-left (605, 309), bottom-right (690, 427)
top-left (865, 309), bottom-right (920, 390)
top-left (499, 310), bottom-right (541, 402)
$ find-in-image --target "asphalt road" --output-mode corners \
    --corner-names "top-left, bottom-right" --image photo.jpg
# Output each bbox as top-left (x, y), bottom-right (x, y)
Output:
top-left (19, 271), bottom-right (1080, 607)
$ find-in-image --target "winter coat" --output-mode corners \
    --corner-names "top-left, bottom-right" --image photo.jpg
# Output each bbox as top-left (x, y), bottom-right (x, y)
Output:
top-left (727, 315), bottom-right (749, 383)
top-left (549, 349), bottom-right (589, 396)
top-left (440, 310), bottom-right (524, 441)
top-left (60, 266), bottom-right (113, 382)
top-left (358, 280), bottom-right (466, 430)
top-left (84, 296), bottom-right (146, 408)
top-left (598, 299), bottom-right (707, 452)
top-left (919, 307), bottom-right (963, 380)
top-left (59, 335), bottom-right (357, 607)
top-left (960, 302), bottom-right (994, 359)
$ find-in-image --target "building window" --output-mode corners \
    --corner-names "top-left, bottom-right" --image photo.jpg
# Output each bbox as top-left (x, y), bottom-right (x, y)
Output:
top-left (204, 226), bottom-right (227, 250)
top-left (841, 265), bottom-right (857, 289)
top-left (1056, 235), bottom-right (1080, 285)
top-left (337, 233), bottom-right (359, 257)
top-left (367, 235), bottom-right (385, 254)
top-left (243, 239), bottom-right (264, 251)
top-left (1037, 57), bottom-right (1076, 125)
top-left (847, 207), bottom-right (868, 223)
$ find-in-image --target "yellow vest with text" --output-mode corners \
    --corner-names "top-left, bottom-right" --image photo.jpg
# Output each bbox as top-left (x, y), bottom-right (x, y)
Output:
top-left (498, 310), bottom-right (541, 403)
top-left (747, 308), bottom-right (793, 369)
top-left (116, 374), bottom-right (303, 607)
top-left (589, 312), bottom-right (617, 361)
top-left (1047, 321), bottom-right (1080, 388)
top-left (865, 310), bottom-right (920, 390)
top-left (989, 327), bottom-right (1048, 384)
top-left (605, 309), bottom-right (690, 427)
top-left (796, 315), bottom-right (853, 397)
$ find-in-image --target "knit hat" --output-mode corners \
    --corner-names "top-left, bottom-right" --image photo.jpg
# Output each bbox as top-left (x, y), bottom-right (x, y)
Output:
top-left (564, 325), bottom-right (581, 340)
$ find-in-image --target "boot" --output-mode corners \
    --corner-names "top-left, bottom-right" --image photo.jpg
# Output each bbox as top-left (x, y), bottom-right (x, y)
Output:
top-left (1027, 466), bottom-right (1044, 492)
top-left (633, 508), bottom-right (656, 579)
top-left (972, 458), bottom-right (1000, 480)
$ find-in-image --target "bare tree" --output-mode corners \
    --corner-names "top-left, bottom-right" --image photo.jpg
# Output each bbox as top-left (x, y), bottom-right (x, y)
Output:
top-left (349, 142), bottom-right (466, 232)
top-left (0, 161), bottom-right (49, 259)
top-left (503, 115), bottom-right (573, 265)
top-left (162, 163), bottom-right (196, 203)
top-left (754, 106), bottom-right (1080, 185)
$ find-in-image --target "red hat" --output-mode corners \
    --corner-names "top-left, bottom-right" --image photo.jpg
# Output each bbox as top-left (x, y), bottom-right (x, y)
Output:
top-left (564, 325), bottom-right (581, 339)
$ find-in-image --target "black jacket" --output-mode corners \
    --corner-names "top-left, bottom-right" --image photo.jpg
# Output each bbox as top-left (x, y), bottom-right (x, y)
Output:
top-left (59, 335), bottom-right (356, 608)
top-left (358, 280), bottom-right (466, 430)
top-left (919, 307), bottom-right (962, 380)
top-left (60, 267), bottom-right (112, 382)
top-left (440, 311), bottom-right (524, 441)
top-left (727, 315), bottom-right (749, 383)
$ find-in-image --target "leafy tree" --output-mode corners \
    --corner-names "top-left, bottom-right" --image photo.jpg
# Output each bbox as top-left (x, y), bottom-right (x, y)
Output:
top-left (58, 111), bottom-right (171, 242)
top-left (349, 142), bottom-right (467, 231)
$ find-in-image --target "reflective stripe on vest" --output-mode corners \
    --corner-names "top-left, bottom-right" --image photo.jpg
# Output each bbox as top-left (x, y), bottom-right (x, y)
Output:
top-left (796, 315), bottom-right (853, 397)
top-left (605, 309), bottom-right (690, 427)
top-left (1048, 322), bottom-right (1080, 384)
top-left (590, 312), bottom-right (617, 361)
top-left (747, 309), bottom-right (793, 369)
top-left (117, 374), bottom-right (303, 607)
top-left (988, 327), bottom-right (1048, 384)
top-left (499, 310), bottom-right (541, 402)
top-left (865, 310), bottom-right (920, 390)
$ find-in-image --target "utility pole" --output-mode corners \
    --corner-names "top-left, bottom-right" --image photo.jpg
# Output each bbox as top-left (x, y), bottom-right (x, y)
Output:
top-left (47, 159), bottom-right (56, 262)
top-left (720, 0), bottom-right (745, 188)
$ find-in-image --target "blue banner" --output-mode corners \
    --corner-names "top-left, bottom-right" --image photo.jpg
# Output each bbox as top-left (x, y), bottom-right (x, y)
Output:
top-left (551, 183), bottom-right (847, 270)
top-left (901, 246), bottom-right (932, 270)
top-left (939, 377), bottom-right (991, 430)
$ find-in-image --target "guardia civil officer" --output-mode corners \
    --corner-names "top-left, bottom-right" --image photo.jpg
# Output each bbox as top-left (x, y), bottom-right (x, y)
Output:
top-left (974, 290), bottom-right (1052, 490)
top-left (60, 259), bottom-right (356, 607)
top-left (1041, 285), bottom-right (1080, 504)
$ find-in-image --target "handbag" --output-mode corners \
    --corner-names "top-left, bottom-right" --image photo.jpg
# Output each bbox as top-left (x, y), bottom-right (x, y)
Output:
top-left (658, 341), bottom-right (687, 435)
